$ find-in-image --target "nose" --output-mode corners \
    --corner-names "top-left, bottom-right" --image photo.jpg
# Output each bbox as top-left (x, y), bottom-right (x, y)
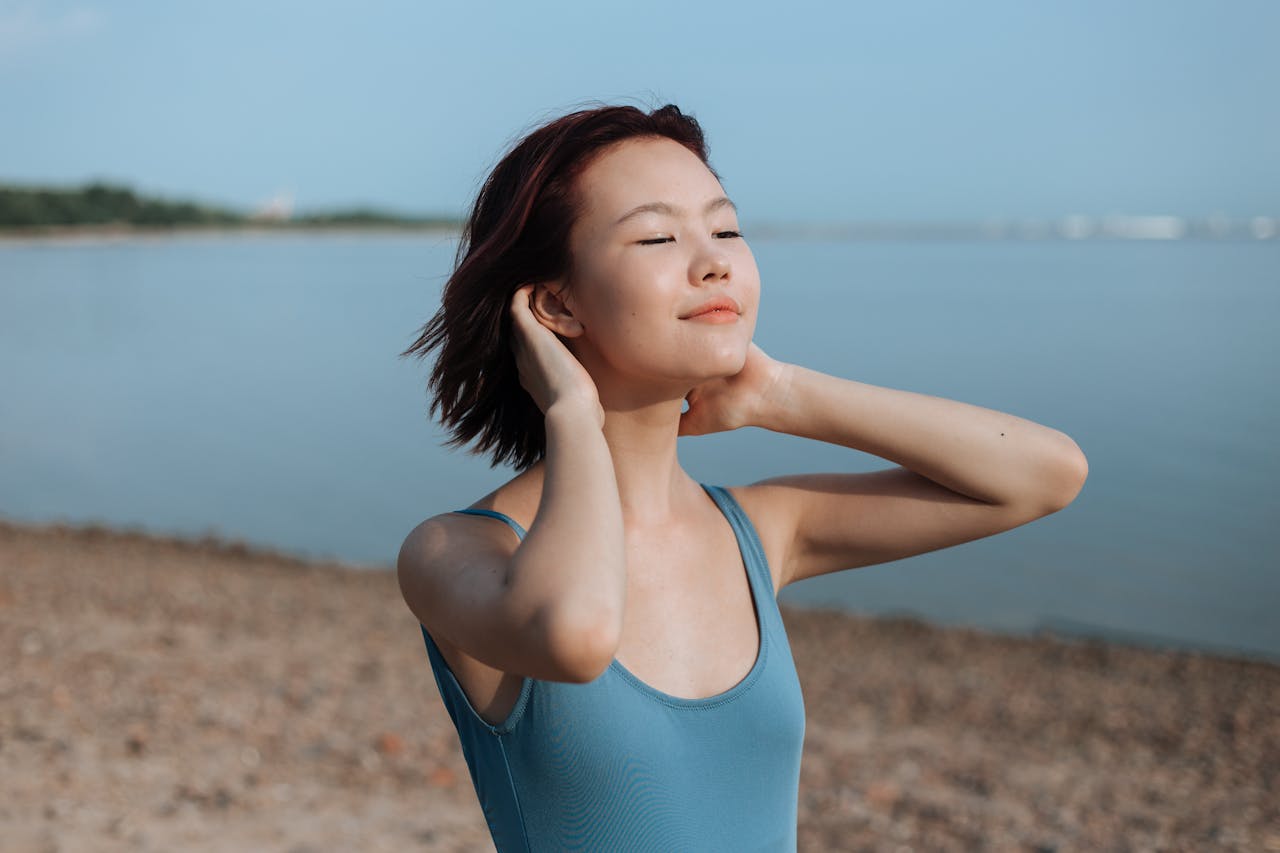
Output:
top-left (695, 244), bottom-right (731, 284)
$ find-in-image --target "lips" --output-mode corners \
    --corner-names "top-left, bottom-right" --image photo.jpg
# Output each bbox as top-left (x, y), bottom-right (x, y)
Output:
top-left (680, 296), bottom-right (741, 319)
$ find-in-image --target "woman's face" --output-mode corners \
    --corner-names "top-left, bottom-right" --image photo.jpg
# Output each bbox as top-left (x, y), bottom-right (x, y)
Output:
top-left (550, 135), bottom-right (760, 393)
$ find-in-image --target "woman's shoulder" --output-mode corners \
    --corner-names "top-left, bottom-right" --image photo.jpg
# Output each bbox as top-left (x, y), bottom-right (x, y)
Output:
top-left (713, 482), bottom-right (799, 594)
top-left (448, 464), bottom-right (544, 534)
top-left (715, 481), bottom-right (781, 520)
top-left (406, 473), bottom-right (534, 566)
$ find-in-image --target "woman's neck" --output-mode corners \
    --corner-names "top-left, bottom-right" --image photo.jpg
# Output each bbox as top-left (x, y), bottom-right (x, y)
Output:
top-left (517, 393), bottom-right (700, 529)
top-left (599, 396), bottom-right (692, 525)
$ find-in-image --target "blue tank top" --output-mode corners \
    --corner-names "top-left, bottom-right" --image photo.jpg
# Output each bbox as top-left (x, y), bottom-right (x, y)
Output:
top-left (416, 483), bottom-right (807, 852)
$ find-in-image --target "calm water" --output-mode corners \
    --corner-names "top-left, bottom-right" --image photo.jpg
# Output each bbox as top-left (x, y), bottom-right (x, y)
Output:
top-left (1, 232), bottom-right (1277, 660)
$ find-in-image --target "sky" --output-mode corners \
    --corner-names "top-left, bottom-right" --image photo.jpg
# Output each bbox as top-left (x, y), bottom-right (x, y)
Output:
top-left (2, 0), bottom-right (1277, 224)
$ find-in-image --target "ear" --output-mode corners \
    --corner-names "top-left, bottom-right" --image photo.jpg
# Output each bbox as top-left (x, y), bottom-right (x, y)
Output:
top-left (530, 280), bottom-right (584, 338)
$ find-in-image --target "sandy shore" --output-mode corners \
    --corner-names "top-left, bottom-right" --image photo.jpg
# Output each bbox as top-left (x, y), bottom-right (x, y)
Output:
top-left (2, 517), bottom-right (1276, 852)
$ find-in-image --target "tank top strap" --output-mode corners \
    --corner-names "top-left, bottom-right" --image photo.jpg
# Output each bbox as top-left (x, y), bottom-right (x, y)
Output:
top-left (700, 482), bottom-right (781, 613)
top-left (451, 507), bottom-right (527, 540)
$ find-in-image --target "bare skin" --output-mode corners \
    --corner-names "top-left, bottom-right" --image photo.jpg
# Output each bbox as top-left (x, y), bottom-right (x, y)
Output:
top-left (423, 137), bottom-right (1088, 726)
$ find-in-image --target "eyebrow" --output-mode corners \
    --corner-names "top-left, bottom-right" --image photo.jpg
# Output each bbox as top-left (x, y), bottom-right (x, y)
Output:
top-left (613, 196), bottom-right (738, 227)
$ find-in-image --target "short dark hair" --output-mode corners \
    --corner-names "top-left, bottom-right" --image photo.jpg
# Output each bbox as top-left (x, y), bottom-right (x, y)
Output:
top-left (401, 102), bottom-right (717, 471)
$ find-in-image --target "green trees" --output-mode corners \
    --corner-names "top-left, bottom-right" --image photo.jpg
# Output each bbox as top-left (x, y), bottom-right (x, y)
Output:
top-left (0, 182), bottom-right (459, 230)
top-left (0, 182), bottom-right (242, 228)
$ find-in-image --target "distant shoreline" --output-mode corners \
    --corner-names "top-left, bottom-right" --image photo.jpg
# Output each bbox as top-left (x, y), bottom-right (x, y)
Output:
top-left (4, 182), bottom-right (1275, 243)
top-left (4, 220), bottom-right (1278, 245)
top-left (0, 222), bottom-right (464, 244)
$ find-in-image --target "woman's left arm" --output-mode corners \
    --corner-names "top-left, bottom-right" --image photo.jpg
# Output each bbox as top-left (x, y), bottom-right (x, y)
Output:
top-left (681, 343), bottom-right (1089, 587)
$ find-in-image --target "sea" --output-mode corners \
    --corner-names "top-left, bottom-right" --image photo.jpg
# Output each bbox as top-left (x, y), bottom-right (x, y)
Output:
top-left (1, 230), bottom-right (1276, 661)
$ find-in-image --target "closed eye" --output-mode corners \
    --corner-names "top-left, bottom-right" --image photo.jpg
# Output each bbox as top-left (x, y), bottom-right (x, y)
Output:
top-left (637, 231), bottom-right (743, 246)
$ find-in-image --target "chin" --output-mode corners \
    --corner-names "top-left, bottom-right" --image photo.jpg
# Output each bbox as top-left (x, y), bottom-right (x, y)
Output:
top-left (697, 341), bottom-right (749, 378)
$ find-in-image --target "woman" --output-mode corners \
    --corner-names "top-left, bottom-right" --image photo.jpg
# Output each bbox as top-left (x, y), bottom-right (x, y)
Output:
top-left (398, 103), bottom-right (1088, 851)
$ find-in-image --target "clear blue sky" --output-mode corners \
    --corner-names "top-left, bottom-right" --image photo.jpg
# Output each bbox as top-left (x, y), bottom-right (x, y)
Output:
top-left (2, 0), bottom-right (1276, 223)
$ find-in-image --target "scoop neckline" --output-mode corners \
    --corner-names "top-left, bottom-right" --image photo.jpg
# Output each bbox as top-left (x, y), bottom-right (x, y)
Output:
top-left (605, 483), bottom-right (769, 709)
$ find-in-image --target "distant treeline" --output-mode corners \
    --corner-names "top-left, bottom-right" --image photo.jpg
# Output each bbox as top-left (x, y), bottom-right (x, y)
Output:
top-left (0, 182), bottom-right (461, 230)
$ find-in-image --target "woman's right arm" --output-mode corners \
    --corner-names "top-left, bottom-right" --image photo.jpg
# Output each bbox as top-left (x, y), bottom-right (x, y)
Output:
top-left (398, 286), bottom-right (625, 684)
top-left (506, 399), bottom-right (625, 678)
top-left (500, 284), bottom-right (626, 677)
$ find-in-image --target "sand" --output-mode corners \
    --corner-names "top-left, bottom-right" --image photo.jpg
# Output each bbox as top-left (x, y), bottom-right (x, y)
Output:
top-left (2, 517), bottom-right (1276, 852)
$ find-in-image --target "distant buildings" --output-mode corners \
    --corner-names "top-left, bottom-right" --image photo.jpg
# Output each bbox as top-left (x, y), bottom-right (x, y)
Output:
top-left (249, 191), bottom-right (295, 222)
top-left (744, 214), bottom-right (1278, 241)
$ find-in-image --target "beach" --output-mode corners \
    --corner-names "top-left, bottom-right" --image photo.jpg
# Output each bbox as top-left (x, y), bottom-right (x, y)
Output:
top-left (2, 517), bottom-right (1276, 852)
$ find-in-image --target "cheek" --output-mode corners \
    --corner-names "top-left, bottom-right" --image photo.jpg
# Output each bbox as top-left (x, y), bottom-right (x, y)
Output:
top-left (742, 259), bottom-right (761, 292)
top-left (739, 249), bottom-right (761, 288)
top-left (579, 256), bottom-right (671, 321)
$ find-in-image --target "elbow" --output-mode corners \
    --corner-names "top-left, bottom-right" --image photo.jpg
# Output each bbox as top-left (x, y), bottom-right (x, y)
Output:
top-left (547, 604), bottom-right (622, 684)
top-left (1043, 434), bottom-right (1089, 512)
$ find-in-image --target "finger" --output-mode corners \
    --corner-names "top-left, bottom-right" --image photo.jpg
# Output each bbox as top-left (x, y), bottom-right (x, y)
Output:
top-left (510, 284), bottom-right (534, 316)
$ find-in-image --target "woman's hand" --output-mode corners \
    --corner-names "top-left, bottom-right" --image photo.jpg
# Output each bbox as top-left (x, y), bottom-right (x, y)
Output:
top-left (509, 284), bottom-right (605, 428)
top-left (678, 342), bottom-right (793, 437)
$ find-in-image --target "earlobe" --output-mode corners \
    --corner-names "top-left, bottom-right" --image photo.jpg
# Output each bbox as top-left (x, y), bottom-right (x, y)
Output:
top-left (532, 281), bottom-right (584, 338)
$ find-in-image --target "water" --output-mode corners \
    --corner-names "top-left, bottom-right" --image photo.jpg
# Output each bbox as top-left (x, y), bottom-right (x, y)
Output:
top-left (2, 232), bottom-right (1277, 661)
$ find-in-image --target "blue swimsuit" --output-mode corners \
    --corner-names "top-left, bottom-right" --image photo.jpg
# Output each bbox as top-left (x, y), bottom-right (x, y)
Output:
top-left (417, 483), bottom-right (806, 851)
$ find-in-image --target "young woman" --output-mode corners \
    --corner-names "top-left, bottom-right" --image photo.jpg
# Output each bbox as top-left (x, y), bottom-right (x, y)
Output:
top-left (398, 103), bottom-right (1088, 851)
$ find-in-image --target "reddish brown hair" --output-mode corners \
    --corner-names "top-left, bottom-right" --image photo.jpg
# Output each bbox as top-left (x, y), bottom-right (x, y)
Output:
top-left (401, 102), bottom-right (718, 471)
